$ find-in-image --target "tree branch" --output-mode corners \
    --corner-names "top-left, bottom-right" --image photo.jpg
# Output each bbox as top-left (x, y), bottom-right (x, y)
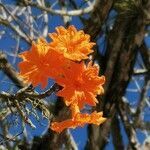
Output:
top-left (111, 114), bottom-right (125, 150)
top-left (24, 0), bottom-right (97, 16)
top-left (0, 52), bottom-right (26, 88)
top-left (118, 99), bottom-right (140, 150)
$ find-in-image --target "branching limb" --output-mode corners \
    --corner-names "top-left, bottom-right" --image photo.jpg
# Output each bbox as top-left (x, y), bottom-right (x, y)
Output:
top-left (24, 0), bottom-right (97, 16)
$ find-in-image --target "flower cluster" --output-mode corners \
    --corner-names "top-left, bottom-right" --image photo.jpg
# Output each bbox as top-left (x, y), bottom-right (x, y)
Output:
top-left (18, 25), bottom-right (106, 132)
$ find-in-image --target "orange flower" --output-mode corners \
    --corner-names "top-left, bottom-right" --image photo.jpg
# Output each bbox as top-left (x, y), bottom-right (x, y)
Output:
top-left (56, 61), bottom-right (105, 109)
top-left (51, 111), bottom-right (106, 133)
top-left (49, 25), bottom-right (95, 61)
top-left (18, 38), bottom-right (69, 89)
top-left (70, 102), bottom-right (80, 118)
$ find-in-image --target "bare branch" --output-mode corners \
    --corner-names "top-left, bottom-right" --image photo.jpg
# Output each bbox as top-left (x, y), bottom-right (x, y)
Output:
top-left (0, 83), bottom-right (60, 108)
top-left (0, 52), bottom-right (26, 88)
top-left (25, 0), bottom-right (97, 16)
top-left (84, 0), bottom-right (114, 40)
top-left (118, 99), bottom-right (140, 150)
top-left (133, 69), bottom-right (148, 75)
top-left (134, 76), bottom-right (150, 126)
top-left (0, 16), bottom-right (31, 44)
top-left (140, 42), bottom-right (150, 70)
top-left (111, 114), bottom-right (125, 150)
top-left (63, 130), bottom-right (78, 150)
